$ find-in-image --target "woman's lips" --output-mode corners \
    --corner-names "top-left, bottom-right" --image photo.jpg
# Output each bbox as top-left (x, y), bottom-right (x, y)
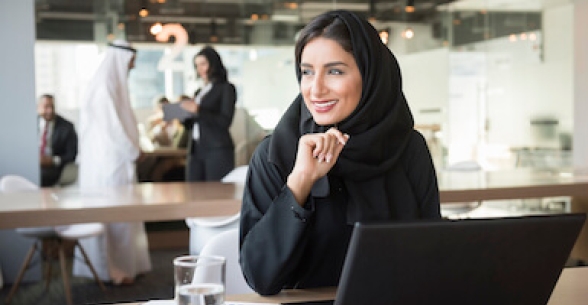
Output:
top-left (313, 100), bottom-right (337, 113)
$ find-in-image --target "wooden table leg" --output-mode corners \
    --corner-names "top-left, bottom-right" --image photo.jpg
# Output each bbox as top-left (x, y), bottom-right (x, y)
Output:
top-left (570, 197), bottom-right (588, 264)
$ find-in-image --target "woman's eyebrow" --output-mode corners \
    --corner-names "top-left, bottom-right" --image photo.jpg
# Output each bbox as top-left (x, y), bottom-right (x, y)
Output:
top-left (324, 61), bottom-right (348, 67)
top-left (300, 61), bottom-right (348, 68)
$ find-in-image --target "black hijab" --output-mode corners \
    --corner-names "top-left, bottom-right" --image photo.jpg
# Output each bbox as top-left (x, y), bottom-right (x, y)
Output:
top-left (268, 10), bottom-right (415, 223)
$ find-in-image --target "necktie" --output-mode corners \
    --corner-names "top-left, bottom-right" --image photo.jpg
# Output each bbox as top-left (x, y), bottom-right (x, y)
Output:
top-left (40, 124), bottom-right (48, 155)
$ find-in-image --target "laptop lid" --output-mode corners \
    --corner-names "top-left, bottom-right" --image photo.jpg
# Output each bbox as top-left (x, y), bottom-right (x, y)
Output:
top-left (334, 213), bottom-right (586, 305)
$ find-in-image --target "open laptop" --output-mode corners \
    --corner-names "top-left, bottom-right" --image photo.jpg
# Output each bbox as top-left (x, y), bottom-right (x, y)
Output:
top-left (334, 213), bottom-right (586, 305)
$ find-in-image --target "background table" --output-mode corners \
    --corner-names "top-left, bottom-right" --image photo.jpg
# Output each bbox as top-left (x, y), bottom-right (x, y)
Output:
top-left (439, 168), bottom-right (588, 203)
top-left (0, 182), bottom-right (242, 229)
top-left (3, 168), bottom-right (588, 229)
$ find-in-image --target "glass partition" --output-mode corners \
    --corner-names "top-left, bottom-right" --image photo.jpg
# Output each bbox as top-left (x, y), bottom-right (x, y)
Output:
top-left (34, 0), bottom-right (576, 172)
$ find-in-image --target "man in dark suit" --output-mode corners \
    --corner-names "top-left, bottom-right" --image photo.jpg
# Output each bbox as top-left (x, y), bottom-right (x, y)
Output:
top-left (38, 94), bottom-right (78, 187)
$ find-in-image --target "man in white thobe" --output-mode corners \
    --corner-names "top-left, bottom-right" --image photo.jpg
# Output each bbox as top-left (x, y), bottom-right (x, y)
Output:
top-left (76, 40), bottom-right (151, 285)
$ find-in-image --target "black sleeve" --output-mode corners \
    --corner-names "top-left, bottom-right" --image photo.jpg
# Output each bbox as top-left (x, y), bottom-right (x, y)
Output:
top-left (58, 121), bottom-right (78, 166)
top-left (239, 137), bottom-right (315, 295)
top-left (403, 130), bottom-right (442, 219)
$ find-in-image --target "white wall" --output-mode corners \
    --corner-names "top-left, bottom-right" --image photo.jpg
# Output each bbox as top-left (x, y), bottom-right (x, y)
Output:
top-left (399, 48), bottom-right (449, 126)
top-left (0, 0), bottom-right (38, 182)
top-left (0, 0), bottom-right (44, 285)
top-left (240, 47), bottom-right (299, 129)
top-left (573, 0), bottom-right (588, 168)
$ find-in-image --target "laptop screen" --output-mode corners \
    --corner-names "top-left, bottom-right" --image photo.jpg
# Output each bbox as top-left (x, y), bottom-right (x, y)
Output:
top-left (334, 214), bottom-right (585, 305)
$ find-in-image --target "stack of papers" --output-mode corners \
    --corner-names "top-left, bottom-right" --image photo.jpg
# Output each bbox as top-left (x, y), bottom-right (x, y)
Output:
top-left (143, 300), bottom-right (279, 305)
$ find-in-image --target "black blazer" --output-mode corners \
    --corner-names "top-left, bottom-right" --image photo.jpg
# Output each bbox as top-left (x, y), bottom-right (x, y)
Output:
top-left (49, 115), bottom-right (78, 169)
top-left (185, 81), bottom-right (236, 151)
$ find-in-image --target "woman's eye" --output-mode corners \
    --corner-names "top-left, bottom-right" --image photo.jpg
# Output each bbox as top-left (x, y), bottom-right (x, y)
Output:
top-left (301, 69), bottom-right (314, 76)
top-left (328, 69), bottom-right (343, 75)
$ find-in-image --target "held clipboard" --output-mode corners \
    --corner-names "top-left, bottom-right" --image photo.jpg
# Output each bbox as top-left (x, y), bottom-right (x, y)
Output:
top-left (162, 103), bottom-right (193, 122)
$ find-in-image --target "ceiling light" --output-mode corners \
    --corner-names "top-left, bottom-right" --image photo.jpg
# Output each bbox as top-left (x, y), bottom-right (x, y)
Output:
top-left (139, 8), bottom-right (149, 18)
top-left (210, 19), bottom-right (218, 42)
top-left (402, 27), bottom-right (414, 39)
top-left (405, 0), bottom-right (415, 13)
top-left (150, 22), bottom-right (163, 35)
top-left (285, 2), bottom-right (298, 9)
top-left (379, 30), bottom-right (389, 44)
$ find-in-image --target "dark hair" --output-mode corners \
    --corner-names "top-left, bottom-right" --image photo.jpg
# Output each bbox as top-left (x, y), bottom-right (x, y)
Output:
top-left (153, 95), bottom-right (169, 106)
top-left (194, 46), bottom-right (228, 83)
top-left (294, 13), bottom-right (352, 81)
top-left (39, 94), bottom-right (54, 100)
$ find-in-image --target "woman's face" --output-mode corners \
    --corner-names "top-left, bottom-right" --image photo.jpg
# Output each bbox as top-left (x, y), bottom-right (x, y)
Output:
top-left (194, 55), bottom-right (210, 82)
top-left (300, 37), bottom-right (362, 126)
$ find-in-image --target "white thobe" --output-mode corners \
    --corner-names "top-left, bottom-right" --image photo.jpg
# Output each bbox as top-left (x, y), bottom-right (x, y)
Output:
top-left (75, 40), bottom-right (151, 284)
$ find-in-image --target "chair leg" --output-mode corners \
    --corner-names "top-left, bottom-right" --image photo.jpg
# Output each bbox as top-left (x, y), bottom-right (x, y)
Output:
top-left (5, 241), bottom-right (39, 304)
top-left (44, 239), bottom-right (56, 290)
top-left (58, 240), bottom-right (73, 305)
top-left (75, 241), bottom-right (107, 291)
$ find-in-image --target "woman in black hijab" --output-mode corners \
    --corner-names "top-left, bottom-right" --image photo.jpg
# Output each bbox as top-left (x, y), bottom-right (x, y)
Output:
top-left (239, 10), bottom-right (441, 298)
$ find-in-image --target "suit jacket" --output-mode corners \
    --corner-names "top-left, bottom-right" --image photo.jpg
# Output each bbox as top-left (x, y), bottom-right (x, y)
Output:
top-left (49, 114), bottom-right (78, 170)
top-left (185, 81), bottom-right (236, 152)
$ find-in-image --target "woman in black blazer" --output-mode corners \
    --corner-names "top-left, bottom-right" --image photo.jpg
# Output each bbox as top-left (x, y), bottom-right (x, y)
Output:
top-left (180, 46), bottom-right (236, 181)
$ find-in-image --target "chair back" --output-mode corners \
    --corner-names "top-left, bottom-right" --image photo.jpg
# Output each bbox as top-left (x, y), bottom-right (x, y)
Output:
top-left (221, 165), bottom-right (248, 184)
top-left (57, 163), bottom-right (78, 186)
top-left (186, 166), bottom-right (247, 254)
top-left (198, 228), bottom-right (254, 295)
top-left (0, 175), bottom-right (39, 192)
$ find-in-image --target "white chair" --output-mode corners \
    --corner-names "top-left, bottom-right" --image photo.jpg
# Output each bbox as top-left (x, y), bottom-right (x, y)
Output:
top-left (186, 166), bottom-right (248, 254)
top-left (440, 161), bottom-right (483, 219)
top-left (199, 228), bottom-right (254, 295)
top-left (56, 162), bottom-right (78, 187)
top-left (0, 175), bottom-right (106, 305)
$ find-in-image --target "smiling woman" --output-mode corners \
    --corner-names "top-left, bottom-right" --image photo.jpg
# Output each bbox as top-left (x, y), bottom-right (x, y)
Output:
top-left (299, 37), bottom-right (363, 126)
top-left (238, 9), bottom-right (441, 302)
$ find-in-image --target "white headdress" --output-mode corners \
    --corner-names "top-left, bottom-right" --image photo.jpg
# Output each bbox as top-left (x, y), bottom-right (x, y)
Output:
top-left (78, 39), bottom-right (140, 188)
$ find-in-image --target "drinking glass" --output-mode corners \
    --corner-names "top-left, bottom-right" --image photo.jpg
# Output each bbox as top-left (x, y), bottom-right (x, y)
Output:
top-left (174, 255), bottom-right (226, 305)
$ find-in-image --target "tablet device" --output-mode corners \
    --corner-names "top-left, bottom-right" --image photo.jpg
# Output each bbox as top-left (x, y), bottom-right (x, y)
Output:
top-left (335, 213), bottom-right (585, 305)
top-left (163, 103), bottom-right (193, 122)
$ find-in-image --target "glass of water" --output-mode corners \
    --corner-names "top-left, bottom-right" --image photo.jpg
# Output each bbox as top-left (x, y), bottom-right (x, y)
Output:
top-left (174, 255), bottom-right (226, 305)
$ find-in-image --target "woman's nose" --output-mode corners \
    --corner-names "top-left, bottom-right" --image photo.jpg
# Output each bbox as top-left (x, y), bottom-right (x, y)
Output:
top-left (311, 75), bottom-right (328, 96)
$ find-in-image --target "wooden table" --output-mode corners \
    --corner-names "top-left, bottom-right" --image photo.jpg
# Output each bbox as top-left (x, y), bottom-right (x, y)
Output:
top-left (0, 182), bottom-right (242, 229)
top-left (225, 267), bottom-right (588, 304)
top-left (438, 168), bottom-right (588, 203)
top-left (547, 267), bottom-right (588, 304)
top-left (115, 267), bottom-right (588, 305)
top-left (2, 168), bottom-right (588, 229)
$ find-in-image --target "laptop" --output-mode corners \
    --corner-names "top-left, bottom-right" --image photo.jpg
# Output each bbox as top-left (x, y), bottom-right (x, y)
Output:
top-left (334, 213), bottom-right (586, 305)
